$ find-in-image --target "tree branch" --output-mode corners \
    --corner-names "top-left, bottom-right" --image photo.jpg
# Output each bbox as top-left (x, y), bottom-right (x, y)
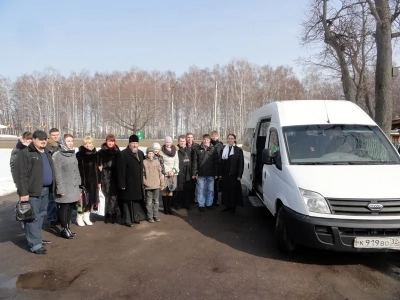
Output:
top-left (392, 32), bottom-right (400, 38)
top-left (366, 0), bottom-right (382, 26)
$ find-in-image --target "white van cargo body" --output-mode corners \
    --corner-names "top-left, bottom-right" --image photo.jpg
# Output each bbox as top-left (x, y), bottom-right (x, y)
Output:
top-left (241, 100), bottom-right (400, 253)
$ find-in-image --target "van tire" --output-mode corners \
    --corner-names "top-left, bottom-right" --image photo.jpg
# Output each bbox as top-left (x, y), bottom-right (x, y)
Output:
top-left (275, 206), bottom-right (296, 254)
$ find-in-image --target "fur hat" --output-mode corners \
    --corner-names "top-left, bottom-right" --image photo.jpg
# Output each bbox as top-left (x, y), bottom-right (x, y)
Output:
top-left (129, 134), bottom-right (139, 143)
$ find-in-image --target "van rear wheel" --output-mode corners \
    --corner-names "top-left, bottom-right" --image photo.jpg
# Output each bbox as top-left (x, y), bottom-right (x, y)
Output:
top-left (275, 205), bottom-right (297, 254)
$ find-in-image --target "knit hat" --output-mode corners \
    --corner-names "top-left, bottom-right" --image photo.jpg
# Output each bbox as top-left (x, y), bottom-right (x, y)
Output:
top-left (32, 130), bottom-right (47, 139)
top-left (165, 136), bottom-right (172, 143)
top-left (152, 142), bottom-right (161, 149)
top-left (129, 134), bottom-right (139, 143)
top-left (146, 147), bottom-right (154, 154)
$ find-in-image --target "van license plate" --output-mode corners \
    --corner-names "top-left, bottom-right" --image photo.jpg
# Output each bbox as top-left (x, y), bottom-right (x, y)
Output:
top-left (354, 237), bottom-right (400, 249)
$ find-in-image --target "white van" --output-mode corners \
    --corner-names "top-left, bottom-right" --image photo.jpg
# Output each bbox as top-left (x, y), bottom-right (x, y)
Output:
top-left (241, 100), bottom-right (400, 253)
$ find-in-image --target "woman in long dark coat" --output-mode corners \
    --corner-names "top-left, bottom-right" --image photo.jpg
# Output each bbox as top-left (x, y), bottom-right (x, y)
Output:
top-left (220, 134), bottom-right (244, 213)
top-left (117, 134), bottom-right (146, 227)
top-left (76, 136), bottom-right (101, 226)
top-left (97, 134), bottom-right (120, 224)
top-left (174, 135), bottom-right (192, 210)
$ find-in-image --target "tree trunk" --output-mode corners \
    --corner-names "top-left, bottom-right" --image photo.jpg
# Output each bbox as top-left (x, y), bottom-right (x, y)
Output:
top-left (374, 0), bottom-right (393, 136)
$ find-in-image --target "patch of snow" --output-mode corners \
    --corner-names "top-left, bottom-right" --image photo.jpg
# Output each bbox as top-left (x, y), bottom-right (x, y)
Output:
top-left (0, 134), bottom-right (19, 139)
top-left (0, 149), bottom-right (16, 196)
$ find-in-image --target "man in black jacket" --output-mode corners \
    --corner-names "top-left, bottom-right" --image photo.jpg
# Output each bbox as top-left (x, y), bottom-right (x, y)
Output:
top-left (46, 128), bottom-right (60, 228)
top-left (9, 131), bottom-right (32, 184)
top-left (192, 134), bottom-right (219, 212)
top-left (186, 132), bottom-right (199, 204)
top-left (15, 130), bottom-right (55, 254)
top-left (211, 130), bottom-right (224, 206)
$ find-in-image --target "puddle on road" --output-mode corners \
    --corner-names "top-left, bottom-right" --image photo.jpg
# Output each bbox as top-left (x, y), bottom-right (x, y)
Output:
top-left (0, 269), bottom-right (86, 291)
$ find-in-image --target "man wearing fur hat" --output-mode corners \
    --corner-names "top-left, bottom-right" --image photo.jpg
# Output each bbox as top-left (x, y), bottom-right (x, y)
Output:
top-left (117, 134), bottom-right (147, 227)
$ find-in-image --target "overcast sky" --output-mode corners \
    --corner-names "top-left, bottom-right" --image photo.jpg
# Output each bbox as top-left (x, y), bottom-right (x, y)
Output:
top-left (0, 0), bottom-right (341, 79)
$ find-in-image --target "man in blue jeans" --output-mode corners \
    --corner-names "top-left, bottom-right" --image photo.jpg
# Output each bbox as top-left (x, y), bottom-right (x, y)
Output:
top-left (14, 130), bottom-right (55, 254)
top-left (46, 128), bottom-right (60, 228)
top-left (191, 134), bottom-right (219, 212)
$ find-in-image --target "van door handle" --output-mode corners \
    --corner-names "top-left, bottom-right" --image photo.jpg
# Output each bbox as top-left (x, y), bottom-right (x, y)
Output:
top-left (264, 171), bottom-right (266, 179)
top-left (248, 163), bottom-right (249, 169)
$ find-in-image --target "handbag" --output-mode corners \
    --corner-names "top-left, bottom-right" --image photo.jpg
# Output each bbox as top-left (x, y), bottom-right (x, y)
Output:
top-left (91, 189), bottom-right (105, 216)
top-left (15, 201), bottom-right (35, 222)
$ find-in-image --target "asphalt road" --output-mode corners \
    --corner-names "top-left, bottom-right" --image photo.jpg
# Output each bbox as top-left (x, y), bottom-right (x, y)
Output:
top-left (1, 192), bottom-right (400, 300)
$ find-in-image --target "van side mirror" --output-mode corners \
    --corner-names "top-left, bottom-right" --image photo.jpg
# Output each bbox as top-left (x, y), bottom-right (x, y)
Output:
top-left (262, 148), bottom-right (282, 170)
top-left (262, 148), bottom-right (273, 164)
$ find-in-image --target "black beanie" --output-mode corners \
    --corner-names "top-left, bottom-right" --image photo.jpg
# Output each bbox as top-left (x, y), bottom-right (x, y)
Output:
top-left (129, 134), bottom-right (139, 143)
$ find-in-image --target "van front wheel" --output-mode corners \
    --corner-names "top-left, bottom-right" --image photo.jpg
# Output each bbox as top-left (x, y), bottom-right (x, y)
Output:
top-left (275, 206), bottom-right (297, 254)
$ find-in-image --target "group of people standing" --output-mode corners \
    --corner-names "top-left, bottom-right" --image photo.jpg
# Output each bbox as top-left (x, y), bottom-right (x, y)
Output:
top-left (10, 128), bottom-right (244, 255)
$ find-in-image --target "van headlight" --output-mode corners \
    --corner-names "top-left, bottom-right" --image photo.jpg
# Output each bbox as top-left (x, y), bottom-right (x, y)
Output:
top-left (299, 188), bottom-right (331, 214)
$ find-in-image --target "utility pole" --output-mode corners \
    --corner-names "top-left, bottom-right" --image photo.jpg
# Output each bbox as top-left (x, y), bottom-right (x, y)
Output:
top-left (214, 80), bottom-right (218, 131)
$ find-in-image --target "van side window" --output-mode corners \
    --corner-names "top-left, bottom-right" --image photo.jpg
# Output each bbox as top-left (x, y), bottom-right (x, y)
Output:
top-left (242, 128), bottom-right (253, 152)
top-left (268, 128), bottom-right (280, 154)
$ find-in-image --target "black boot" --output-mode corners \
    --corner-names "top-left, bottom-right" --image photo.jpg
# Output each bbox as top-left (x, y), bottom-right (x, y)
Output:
top-left (167, 196), bottom-right (173, 215)
top-left (104, 213), bottom-right (111, 224)
top-left (66, 223), bottom-right (76, 237)
top-left (162, 197), bottom-right (168, 214)
top-left (111, 213), bottom-right (117, 224)
top-left (61, 228), bottom-right (74, 239)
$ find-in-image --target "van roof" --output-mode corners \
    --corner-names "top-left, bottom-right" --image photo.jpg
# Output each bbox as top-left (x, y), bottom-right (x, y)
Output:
top-left (246, 100), bottom-right (376, 128)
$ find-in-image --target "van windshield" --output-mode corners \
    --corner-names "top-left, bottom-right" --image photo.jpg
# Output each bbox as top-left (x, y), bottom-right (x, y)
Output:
top-left (283, 125), bottom-right (400, 165)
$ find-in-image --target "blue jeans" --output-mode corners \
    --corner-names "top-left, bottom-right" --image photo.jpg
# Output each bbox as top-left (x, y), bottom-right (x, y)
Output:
top-left (196, 176), bottom-right (214, 207)
top-left (47, 191), bottom-right (57, 223)
top-left (25, 187), bottom-right (49, 252)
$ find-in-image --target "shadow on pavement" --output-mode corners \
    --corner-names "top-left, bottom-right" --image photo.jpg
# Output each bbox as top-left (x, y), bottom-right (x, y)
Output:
top-left (173, 190), bottom-right (400, 278)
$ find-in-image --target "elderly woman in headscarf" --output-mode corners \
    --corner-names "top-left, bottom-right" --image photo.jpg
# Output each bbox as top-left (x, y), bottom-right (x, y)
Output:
top-left (160, 136), bottom-right (179, 214)
top-left (52, 134), bottom-right (81, 239)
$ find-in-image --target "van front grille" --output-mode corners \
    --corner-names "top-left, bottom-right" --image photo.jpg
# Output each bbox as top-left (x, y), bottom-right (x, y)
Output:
top-left (326, 198), bottom-right (400, 216)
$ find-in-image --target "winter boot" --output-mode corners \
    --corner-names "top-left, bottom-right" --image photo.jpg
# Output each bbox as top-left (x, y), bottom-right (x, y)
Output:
top-left (162, 197), bottom-right (168, 214)
top-left (167, 196), bottom-right (173, 215)
top-left (83, 212), bottom-right (93, 225)
top-left (76, 213), bottom-right (85, 226)
top-left (104, 213), bottom-right (110, 224)
top-left (66, 223), bottom-right (76, 237)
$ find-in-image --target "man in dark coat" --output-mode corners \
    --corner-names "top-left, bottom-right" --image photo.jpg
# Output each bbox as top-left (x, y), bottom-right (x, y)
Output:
top-left (211, 130), bottom-right (224, 206)
top-left (46, 128), bottom-right (61, 228)
top-left (10, 131), bottom-right (32, 183)
top-left (220, 134), bottom-right (244, 213)
top-left (174, 135), bottom-right (192, 210)
top-left (186, 132), bottom-right (199, 204)
top-left (192, 134), bottom-right (219, 212)
top-left (14, 130), bottom-right (55, 254)
top-left (117, 134), bottom-right (146, 227)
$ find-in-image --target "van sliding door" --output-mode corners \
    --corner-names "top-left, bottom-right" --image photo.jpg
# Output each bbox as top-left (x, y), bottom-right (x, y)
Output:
top-left (253, 119), bottom-right (270, 192)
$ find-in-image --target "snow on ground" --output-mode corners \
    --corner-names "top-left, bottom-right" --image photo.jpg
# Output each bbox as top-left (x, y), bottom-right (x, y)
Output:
top-left (0, 149), bottom-right (15, 196)
top-left (0, 146), bottom-right (149, 197)
top-left (0, 134), bottom-right (19, 139)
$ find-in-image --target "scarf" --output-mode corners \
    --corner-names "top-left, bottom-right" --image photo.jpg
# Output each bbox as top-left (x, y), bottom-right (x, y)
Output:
top-left (222, 144), bottom-right (234, 160)
top-left (162, 144), bottom-right (177, 157)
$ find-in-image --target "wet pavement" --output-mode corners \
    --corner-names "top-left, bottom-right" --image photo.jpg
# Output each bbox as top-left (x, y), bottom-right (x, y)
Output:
top-left (1, 192), bottom-right (400, 300)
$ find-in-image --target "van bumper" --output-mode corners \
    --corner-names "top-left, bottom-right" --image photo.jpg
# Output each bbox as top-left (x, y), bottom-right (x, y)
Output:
top-left (285, 206), bottom-right (400, 252)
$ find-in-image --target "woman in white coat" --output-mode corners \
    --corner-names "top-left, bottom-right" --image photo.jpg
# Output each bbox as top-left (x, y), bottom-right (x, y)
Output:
top-left (160, 136), bottom-right (179, 214)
